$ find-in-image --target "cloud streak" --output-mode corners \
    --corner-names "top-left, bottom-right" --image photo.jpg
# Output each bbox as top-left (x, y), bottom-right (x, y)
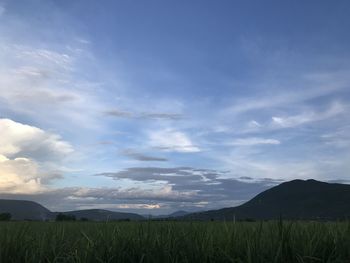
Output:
top-left (230, 138), bottom-right (280, 146)
top-left (105, 109), bottom-right (183, 120)
top-left (121, 149), bottom-right (168, 162)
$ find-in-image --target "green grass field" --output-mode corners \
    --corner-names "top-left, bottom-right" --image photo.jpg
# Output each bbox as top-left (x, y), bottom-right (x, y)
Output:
top-left (0, 221), bottom-right (350, 263)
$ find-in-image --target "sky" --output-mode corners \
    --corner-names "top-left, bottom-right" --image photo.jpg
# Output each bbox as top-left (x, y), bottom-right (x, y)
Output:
top-left (0, 0), bottom-right (350, 215)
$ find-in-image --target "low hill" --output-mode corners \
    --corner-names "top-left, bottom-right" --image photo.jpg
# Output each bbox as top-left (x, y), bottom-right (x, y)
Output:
top-left (61, 209), bottom-right (144, 221)
top-left (185, 179), bottom-right (350, 220)
top-left (0, 200), bottom-right (53, 220)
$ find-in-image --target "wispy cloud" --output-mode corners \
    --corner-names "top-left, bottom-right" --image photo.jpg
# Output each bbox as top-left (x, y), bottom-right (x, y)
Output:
top-left (271, 101), bottom-right (346, 128)
top-left (321, 125), bottom-right (350, 149)
top-left (0, 5), bottom-right (5, 16)
top-left (14, 46), bottom-right (73, 70)
top-left (0, 42), bottom-right (106, 132)
top-left (223, 68), bottom-right (350, 123)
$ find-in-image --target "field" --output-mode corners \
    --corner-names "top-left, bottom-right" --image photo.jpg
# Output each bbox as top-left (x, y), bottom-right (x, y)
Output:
top-left (1, 221), bottom-right (350, 263)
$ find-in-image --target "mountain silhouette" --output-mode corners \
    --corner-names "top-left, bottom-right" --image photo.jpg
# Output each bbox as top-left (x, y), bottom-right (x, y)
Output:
top-left (0, 200), bottom-right (52, 221)
top-left (185, 179), bottom-right (350, 220)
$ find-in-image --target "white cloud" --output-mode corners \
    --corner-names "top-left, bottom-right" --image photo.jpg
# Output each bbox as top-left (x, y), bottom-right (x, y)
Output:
top-left (0, 155), bottom-right (43, 194)
top-left (0, 118), bottom-right (73, 194)
top-left (0, 118), bottom-right (73, 159)
top-left (230, 137), bottom-right (280, 146)
top-left (247, 120), bottom-right (262, 128)
top-left (148, 129), bottom-right (200, 152)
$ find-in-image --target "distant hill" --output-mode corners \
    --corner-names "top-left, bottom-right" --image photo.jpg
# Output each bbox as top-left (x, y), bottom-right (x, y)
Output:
top-left (0, 200), bottom-right (143, 221)
top-left (168, 210), bottom-right (189, 217)
top-left (0, 200), bottom-right (53, 221)
top-left (185, 179), bottom-right (350, 220)
top-left (60, 209), bottom-right (144, 221)
top-left (146, 210), bottom-right (190, 219)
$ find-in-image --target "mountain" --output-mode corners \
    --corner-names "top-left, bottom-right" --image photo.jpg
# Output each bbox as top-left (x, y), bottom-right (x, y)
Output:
top-left (0, 200), bottom-right (53, 220)
top-left (61, 209), bottom-right (144, 221)
top-left (185, 179), bottom-right (350, 220)
top-left (0, 200), bottom-right (143, 221)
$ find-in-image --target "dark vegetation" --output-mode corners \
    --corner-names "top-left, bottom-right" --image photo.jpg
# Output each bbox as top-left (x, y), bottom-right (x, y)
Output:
top-left (61, 209), bottom-right (143, 221)
top-left (56, 213), bottom-right (76, 221)
top-left (0, 220), bottom-right (350, 262)
top-left (0, 213), bottom-right (11, 221)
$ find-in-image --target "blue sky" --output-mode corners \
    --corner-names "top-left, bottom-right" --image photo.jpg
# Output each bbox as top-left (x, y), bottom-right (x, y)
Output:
top-left (0, 0), bottom-right (350, 214)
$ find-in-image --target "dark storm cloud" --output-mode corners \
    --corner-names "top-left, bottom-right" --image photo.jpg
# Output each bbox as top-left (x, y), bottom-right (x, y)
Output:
top-left (96, 167), bottom-right (281, 206)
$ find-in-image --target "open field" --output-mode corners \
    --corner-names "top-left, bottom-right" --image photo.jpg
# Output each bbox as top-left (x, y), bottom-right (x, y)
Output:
top-left (0, 221), bottom-right (350, 263)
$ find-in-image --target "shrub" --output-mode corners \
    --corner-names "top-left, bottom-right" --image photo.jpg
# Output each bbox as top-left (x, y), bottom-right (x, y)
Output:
top-left (0, 213), bottom-right (11, 221)
top-left (55, 213), bottom-right (76, 221)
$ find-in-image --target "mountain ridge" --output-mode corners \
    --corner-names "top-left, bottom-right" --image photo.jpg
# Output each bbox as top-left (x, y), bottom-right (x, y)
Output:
top-left (183, 179), bottom-right (350, 220)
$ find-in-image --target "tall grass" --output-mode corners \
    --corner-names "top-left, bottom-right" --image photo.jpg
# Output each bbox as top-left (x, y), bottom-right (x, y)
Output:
top-left (0, 221), bottom-right (350, 262)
